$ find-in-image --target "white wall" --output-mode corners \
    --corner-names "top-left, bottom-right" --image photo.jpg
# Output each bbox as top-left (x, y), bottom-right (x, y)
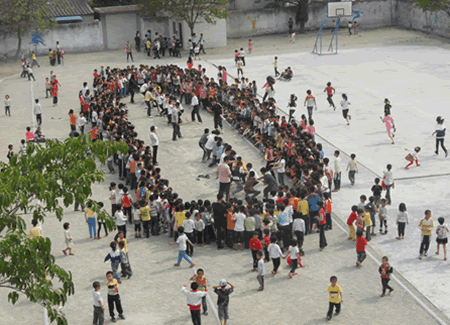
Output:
top-left (0, 21), bottom-right (103, 58)
top-left (104, 13), bottom-right (138, 49)
top-left (226, 1), bottom-right (396, 38)
top-left (396, 0), bottom-right (450, 37)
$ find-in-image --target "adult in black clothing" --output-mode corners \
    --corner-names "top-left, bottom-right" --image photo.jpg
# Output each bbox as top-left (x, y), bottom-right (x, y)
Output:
top-left (128, 72), bottom-right (139, 104)
top-left (212, 194), bottom-right (227, 249)
top-left (207, 99), bottom-right (223, 132)
top-left (134, 32), bottom-right (141, 52)
top-left (260, 167), bottom-right (278, 198)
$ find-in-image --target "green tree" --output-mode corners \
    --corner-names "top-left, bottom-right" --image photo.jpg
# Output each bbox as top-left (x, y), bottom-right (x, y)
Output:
top-left (0, 136), bottom-right (127, 324)
top-left (265, 0), bottom-right (309, 33)
top-left (412, 0), bottom-right (450, 17)
top-left (0, 0), bottom-right (62, 59)
top-left (140, 0), bottom-right (229, 38)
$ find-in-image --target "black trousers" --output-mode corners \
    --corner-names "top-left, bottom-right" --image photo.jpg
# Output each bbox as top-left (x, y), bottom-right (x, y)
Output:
top-left (146, 101), bottom-right (152, 116)
top-left (107, 294), bottom-right (123, 318)
top-left (294, 231), bottom-right (304, 248)
top-left (172, 123), bottom-right (181, 140)
top-left (381, 278), bottom-right (393, 294)
top-left (319, 224), bottom-right (327, 248)
top-left (327, 94), bottom-right (335, 108)
top-left (218, 182), bottom-right (230, 202)
top-left (152, 145), bottom-right (158, 164)
top-left (126, 52), bottom-right (134, 61)
top-left (288, 109), bottom-right (295, 123)
top-left (36, 114), bottom-right (42, 126)
top-left (190, 309), bottom-right (201, 325)
top-left (186, 232), bottom-right (194, 256)
top-left (251, 249), bottom-right (258, 269)
top-left (272, 257), bottom-right (280, 272)
top-left (151, 216), bottom-right (159, 235)
top-left (143, 220), bottom-right (151, 238)
top-left (397, 222), bottom-right (406, 237)
top-left (327, 302), bottom-right (341, 318)
top-left (216, 223), bottom-right (225, 248)
top-left (357, 251), bottom-right (366, 264)
top-left (280, 225), bottom-right (291, 249)
top-left (98, 222), bottom-right (108, 237)
top-left (199, 143), bottom-right (207, 161)
top-left (115, 225), bottom-right (127, 240)
top-left (420, 235), bottom-right (430, 255)
top-left (436, 138), bottom-right (447, 154)
top-left (123, 207), bottom-right (132, 224)
top-left (191, 105), bottom-right (202, 122)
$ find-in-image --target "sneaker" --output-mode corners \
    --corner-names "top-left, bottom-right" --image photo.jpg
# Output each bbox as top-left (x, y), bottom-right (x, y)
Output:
top-left (327, 315), bottom-right (331, 321)
top-left (419, 255), bottom-right (423, 260)
top-left (388, 288), bottom-right (394, 294)
top-left (335, 312), bottom-right (340, 316)
top-left (111, 317), bottom-right (117, 323)
top-left (380, 293), bottom-right (385, 297)
top-left (118, 314), bottom-right (125, 320)
top-left (424, 253), bottom-right (428, 257)
top-left (257, 287), bottom-right (264, 291)
top-left (203, 311), bottom-right (208, 316)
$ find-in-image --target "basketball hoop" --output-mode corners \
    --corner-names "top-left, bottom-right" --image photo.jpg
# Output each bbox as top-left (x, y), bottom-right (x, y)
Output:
top-left (312, 1), bottom-right (353, 55)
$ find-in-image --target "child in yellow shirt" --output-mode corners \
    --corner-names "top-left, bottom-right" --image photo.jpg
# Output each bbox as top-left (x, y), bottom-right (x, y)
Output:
top-left (363, 206), bottom-right (373, 241)
top-left (327, 275), bottom-right (343, 320)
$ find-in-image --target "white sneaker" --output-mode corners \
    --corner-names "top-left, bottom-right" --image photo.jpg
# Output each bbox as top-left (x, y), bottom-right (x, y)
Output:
top-left (419, 255), bottom-right (423, 260)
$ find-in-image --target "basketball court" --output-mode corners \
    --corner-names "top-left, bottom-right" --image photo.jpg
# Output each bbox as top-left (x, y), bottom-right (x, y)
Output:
top-left (206, 6), bottom-right (450, 317)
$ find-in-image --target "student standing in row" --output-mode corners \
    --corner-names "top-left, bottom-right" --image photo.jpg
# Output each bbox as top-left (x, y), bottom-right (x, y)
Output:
top-left (346, 153), bottom-right (358, 186)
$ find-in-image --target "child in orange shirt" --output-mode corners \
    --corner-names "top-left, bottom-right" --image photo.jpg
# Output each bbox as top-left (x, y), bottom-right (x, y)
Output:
top-left (324, 192), bottom-right (332, 230)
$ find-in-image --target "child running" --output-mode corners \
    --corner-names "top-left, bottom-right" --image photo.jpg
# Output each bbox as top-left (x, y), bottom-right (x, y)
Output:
top-left (379, 256), bottom-right (394, 297)
top-left (340, 94), bottom-right (351, 125)
top-left (213, 280), bottom-right (235, 325)
top-left (380, 114), bottom-right (395, 144)
top-left (283, 240), bottom-right (300, 278)
top-left (324, 82), bottom-right (336, 110)
top-left (170, 226), bottom-right (195, 268)
top-left (404, 147), bottom-right (421, 169)
top-left (326, 276), bottom-right (343, 320)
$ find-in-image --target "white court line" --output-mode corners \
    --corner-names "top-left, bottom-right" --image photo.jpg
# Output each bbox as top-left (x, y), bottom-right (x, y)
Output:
top-left (332, 217), bottom-right (448, 325)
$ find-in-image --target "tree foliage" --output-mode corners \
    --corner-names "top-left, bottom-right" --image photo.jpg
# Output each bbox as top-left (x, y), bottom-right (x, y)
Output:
top-left (0, 0), bottom-right (62, 59)
top-left (140, 0), bottom-right (229, 37)
top-left (412, 0), bottom-right (450, 17)
top-left (0, 136), bottom-right (127, 324)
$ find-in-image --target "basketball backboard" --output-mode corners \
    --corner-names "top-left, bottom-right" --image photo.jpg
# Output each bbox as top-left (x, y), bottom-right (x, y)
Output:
top-left (327, 2), bottom-right (352, 18)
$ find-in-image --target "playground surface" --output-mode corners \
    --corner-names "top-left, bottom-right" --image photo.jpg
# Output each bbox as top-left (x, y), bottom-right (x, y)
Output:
top-left (1, 27), bottom-right (450, 324)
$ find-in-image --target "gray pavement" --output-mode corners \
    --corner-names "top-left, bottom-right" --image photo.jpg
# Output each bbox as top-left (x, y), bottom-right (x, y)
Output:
top-left (0, 28), bottom-right (449, 324)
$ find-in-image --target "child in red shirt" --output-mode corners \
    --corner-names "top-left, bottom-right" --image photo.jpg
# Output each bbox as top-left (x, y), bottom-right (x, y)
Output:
top-left (356, 229), bottom-right (367, 267)
top-left (324, 192), bottom-right (332, 230)
top-left (249, 232), bottom-right (263, 272)
top-left (347, 206), bottom-right (358, 241)
top-left (316, 201), bottom-right (328, 250)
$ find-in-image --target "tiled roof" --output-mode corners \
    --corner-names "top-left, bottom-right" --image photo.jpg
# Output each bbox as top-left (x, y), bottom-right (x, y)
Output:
top-left (49, 0), bottom-right (94, 17)
top-left (93, 5), bottom-right (140, 14)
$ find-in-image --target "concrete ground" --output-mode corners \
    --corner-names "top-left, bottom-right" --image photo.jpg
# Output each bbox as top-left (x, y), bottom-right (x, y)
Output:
top-left (0, 27), bottom-right (449, 324)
